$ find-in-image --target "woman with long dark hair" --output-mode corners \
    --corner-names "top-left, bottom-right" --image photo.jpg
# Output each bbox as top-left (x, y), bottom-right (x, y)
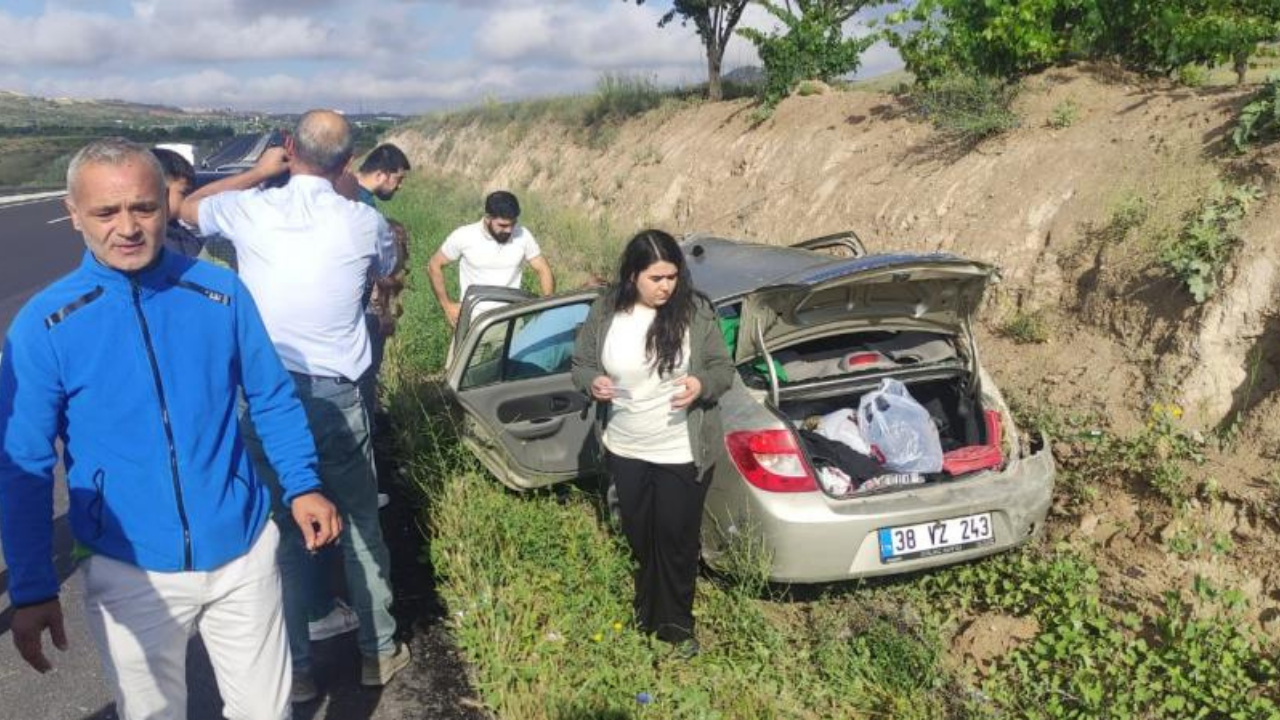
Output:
top-left (571, 229), bottom-right (734, 656)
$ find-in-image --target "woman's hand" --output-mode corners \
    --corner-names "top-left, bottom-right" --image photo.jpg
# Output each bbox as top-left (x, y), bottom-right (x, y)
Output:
top-left (590, 375), bottom-right (616, 401)
top-left (670, 375), bottom-right (703, 410)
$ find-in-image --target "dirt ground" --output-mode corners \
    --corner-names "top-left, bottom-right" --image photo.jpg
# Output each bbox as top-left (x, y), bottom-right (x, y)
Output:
top-left (392, 63), bottom-right (1280, 651)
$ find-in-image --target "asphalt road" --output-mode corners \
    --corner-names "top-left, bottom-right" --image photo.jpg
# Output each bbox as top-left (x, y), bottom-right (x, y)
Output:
top-left (0, 195), bottom-right (82, 339)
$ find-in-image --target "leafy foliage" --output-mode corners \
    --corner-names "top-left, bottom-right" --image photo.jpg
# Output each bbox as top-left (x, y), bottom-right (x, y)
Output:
top-left (1000, 309), bottom-right (1051, 344)
top-left (884, 0), bottom-right (1280, 85)
top-left (1160, 183), bottom-right (1261, 303)
top-left (909, 73), bottom-right (1022, 140)
top-left (921, 551), bottom-right (1280, 720)
top-left (737, 0), bottom-right (883, 109)
top-left (1233, 73), bottom-right (1280, 150)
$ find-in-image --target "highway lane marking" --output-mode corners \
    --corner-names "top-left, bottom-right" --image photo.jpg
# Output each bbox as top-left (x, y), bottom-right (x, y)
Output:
top-left (47, 215), bottom-right (71, 224)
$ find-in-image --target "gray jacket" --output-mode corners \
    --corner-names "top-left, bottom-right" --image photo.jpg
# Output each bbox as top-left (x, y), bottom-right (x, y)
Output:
top-left (570, 292), bottom-right (734, 473)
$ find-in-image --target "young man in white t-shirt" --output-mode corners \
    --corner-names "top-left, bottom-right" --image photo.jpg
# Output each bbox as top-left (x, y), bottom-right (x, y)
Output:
top-left (427, 191), bottom-right (556, 328)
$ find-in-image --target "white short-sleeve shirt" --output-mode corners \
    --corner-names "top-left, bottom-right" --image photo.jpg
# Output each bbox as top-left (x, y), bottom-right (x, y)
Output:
top-left (198, 175), bottom-right (397, 381)
top-left (440, 220), bottom-right (540, 316)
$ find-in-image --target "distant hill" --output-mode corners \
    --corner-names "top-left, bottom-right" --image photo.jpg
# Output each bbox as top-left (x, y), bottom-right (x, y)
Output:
top-left (0, 90), bottom-right (251, 129)
top-left (722, 66), bottom-right (764, 86)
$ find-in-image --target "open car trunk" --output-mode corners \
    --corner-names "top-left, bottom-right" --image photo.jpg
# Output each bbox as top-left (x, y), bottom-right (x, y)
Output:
top-left (740, 329), bottom-right (1002, 498)
top-left (725, 252), bottom-right (1000, 498)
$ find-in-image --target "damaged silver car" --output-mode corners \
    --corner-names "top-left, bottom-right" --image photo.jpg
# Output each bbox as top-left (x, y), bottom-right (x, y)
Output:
top-left (443, 232), bottom-right (1055, 583)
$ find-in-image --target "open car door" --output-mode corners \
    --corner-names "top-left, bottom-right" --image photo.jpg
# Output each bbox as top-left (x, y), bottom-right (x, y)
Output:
top-left (445, 287), bottom-right (603, 491)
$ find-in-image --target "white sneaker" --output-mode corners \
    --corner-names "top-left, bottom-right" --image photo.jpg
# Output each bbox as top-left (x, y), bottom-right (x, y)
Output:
top-left (308, 600), bottom-right (360, 642)
top-left (377, 492), bottom-right (390, 509)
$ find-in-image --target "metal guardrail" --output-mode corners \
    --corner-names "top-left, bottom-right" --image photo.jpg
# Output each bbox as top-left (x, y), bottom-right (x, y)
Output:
top-left (0, 189), bottom-right (65, 207)
top-left (0, 185), bottom-right (61, 195)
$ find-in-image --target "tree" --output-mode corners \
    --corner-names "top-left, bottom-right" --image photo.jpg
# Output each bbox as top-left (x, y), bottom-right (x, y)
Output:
top-left (738, 0), bottom-right (885, 108)
top-left (886, 0), bottom-right (1280, 86)
top-left (630, 0), bottom-right (751, 101)
top-left (1166, 1), bottom-right (1280, 84)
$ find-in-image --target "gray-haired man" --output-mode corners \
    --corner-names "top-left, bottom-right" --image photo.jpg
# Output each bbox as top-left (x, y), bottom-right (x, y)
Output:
top-left (180, 110), bottom-right (409, 703)
top-left (1, 138), bottom-right (341, 719)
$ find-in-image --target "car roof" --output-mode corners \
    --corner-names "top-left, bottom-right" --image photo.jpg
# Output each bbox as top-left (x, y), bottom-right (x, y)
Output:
top-left (682, 235), bottom-right (833, 302)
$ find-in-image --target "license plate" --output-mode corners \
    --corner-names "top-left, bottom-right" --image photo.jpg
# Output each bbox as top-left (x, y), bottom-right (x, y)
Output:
top-left (878, 512), bottom-right (995, 563)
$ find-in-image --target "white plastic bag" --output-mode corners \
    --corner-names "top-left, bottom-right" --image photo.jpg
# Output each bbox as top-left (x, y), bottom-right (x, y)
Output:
top-left (857, 378), bottom-right (943, 473)
top-left (816, 408), bottom-right (872, 456)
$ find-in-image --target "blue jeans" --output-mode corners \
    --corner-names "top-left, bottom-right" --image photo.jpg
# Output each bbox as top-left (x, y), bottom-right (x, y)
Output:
top-left (243, 372), bottom-right (397, 672)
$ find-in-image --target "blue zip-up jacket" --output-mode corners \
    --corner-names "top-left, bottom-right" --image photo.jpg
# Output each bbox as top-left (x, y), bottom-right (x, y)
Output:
top-left (0, 249), bottom-right (321, 606)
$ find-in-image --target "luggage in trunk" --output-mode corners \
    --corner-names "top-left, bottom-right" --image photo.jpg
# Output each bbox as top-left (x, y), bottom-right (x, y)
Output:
top-left (784, 374), bottom-right (995, 497)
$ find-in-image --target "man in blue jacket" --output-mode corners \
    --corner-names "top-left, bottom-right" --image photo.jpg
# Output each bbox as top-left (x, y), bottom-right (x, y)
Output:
top-left (0, 138), bottom-right (341, 720)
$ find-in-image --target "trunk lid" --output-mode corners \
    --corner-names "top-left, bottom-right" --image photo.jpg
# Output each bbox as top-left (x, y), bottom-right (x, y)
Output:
top-left (733, 253), bottom-right (994, 365)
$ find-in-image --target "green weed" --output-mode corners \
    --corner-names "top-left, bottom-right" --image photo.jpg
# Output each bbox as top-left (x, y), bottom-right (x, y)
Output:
top-left (796, 80), bottom-right (826, 97)
top-left (920, 550), bottom-right (1280, 720)
top-left (1177, 63), bottom-right (1210, 87)
top-left (1048, 98), bottom-right (1079, 128)
top-left (999, 309), bottom-right (1050, 344)
top-left (1160, 183), bottom-right (1261, 303)
top-left (1165, 530), bottom-right (1201, 557)
top-left (1233, 73), bottom-right (1280, 151)
top-left (1010, 398), bottom-right (1204, 507)
top-left (910, 73), bottom-right (1021, 141)
top-left (583, 73), bottom-right (663, 127)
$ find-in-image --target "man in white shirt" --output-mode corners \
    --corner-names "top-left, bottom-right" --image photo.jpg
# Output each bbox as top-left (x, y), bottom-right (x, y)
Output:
top-left (427, 191), bottom-right (555, 328)
top-left (178, 110), bottom-right (410, 703)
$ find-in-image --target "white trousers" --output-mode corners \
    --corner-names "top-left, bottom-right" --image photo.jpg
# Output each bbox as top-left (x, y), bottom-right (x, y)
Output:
top-left (82, 523), bottom-right (291, 720)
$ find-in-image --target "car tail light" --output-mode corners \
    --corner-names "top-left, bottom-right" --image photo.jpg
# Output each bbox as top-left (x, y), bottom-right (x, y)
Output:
top-left (725, 430), bottom-right (817, 493)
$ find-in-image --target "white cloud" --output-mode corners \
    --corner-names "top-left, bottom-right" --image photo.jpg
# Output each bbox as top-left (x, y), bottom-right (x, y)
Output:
top-left (479, 3), bottom-right (707, 69)
top-left (0, 0), bottom-right (901, 112)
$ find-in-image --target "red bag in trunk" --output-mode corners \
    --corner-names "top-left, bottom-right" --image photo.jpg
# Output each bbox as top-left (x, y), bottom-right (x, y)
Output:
top-left (942, 410), bottom-right (1004, 476)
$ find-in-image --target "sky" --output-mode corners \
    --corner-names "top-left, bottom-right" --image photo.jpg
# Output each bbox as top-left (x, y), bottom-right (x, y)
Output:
top-left (0, 0), bottom-right (903, 114)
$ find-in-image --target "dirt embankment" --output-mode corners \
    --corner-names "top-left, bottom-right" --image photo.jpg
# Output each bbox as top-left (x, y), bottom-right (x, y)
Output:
top-left (391, 65), bottom-right (1280, 631)
top-left (393, 66), bottom-right (1279, 433)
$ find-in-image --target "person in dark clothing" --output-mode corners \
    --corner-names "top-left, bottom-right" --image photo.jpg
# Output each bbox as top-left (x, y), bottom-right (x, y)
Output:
top-left (571, 229), bottom-right (734, 657)
top-left (352, 143), bottom-right (411, 208)
top-left (151, 147), bottom-right (205, 257)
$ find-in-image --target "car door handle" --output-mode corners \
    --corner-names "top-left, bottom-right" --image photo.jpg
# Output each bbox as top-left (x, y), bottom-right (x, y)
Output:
top-left (506, 416), bottom-right (566, 440)
top-left (550, 396), bottom-right (571, 411)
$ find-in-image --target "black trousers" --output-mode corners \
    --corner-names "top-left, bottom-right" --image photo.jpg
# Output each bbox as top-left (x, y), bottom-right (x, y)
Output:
top-left (607, 452), bottom-right (711, 643)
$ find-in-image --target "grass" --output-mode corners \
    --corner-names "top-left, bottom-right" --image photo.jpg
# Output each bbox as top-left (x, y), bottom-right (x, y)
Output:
top-left (910, 73), bottom-right (1021, 141)
top-left (0, 136), bottom-right (87, 187)
top-left (378, 171), bottom-right (1280, 719)
top-left (999, 309), bottom-right (1050, 344)
top-left (405, 72), bottom-right (762, 150)
top-left (378, 172), bottom-right (966, 718)
top-left (1047, 98), bottom-right (1079, 129)
top-left (408, 74), bottom-right (684, 147)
